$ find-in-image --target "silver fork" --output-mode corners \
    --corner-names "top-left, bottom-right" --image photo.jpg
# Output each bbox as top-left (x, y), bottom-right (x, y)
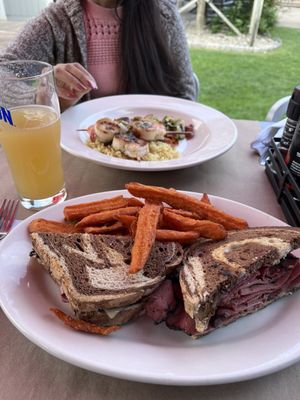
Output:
top-left (0, 199), bottom-right (19, 240)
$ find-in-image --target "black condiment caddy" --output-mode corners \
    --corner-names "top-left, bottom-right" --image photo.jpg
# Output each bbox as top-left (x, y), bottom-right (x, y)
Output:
top-left (265, 137), bottom-right (300, 226)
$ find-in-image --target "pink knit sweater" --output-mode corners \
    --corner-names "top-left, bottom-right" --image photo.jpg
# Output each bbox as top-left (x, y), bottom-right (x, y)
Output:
top-left (83, 0), bottom-right (122, 98)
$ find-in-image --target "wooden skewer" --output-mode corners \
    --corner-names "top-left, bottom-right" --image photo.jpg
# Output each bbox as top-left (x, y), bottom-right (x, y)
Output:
top-left (165, 131), bottom-right (186, 135)
top-left (77, 128), bottom-right (187, 133)
top-left (76, 128), bottom-right (193, 137)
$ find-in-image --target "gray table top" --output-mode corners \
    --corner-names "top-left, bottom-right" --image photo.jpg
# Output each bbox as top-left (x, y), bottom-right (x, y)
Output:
top-left (1, 119), bottom-right (299, 400)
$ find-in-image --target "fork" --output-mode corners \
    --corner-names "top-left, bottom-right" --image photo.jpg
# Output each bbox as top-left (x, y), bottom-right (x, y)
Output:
top-left (0, 199), bottom-right (19, 240)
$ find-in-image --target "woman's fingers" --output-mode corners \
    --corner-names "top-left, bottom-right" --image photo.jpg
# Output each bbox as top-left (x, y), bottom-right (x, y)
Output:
top-left (56, 86), bottom-right (78, 100)
top-left (53, 63), bottom-right (98, 110)
top-left (72, 62), bottom-right (98, 89)
top-left (63, 63), bottom-right (97, 89)
top-left (54, 63), bottom-right (97, 98)
top-left (55, 66), bottom-right (89, 92)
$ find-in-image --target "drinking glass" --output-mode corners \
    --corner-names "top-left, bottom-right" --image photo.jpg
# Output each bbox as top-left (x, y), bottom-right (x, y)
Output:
top-left (0, 60), bottom-right (67, 209)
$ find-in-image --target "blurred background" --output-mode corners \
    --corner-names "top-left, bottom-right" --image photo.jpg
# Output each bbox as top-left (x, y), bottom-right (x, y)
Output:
top-left (0, 0), bottom-right (299, 121)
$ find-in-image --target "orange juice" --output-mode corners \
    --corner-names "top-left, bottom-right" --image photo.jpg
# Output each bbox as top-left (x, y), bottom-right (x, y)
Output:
top-left (0, 106), bottom-right (64, 199)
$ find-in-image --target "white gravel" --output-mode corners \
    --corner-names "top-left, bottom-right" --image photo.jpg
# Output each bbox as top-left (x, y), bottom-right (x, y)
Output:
top-left (186, 29), bottom-right (281, 52)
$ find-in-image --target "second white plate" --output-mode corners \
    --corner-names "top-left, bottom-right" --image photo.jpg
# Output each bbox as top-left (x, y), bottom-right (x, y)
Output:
top-left (60, 95), bottom-right (237, 171)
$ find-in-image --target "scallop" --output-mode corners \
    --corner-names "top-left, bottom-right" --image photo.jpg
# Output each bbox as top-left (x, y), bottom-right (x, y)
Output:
top-left (112, 133), bottom-right (149, 160)
top-left (131, 116), bottom-right (166, 141)
top-left (94, 118), bottom-right (121, 143)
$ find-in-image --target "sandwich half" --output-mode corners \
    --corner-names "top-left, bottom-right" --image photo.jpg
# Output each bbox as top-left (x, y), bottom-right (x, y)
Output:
top-left (145, 227), bottom-right (300, 337)
top-left (30, 232), bottom-right (183, 326)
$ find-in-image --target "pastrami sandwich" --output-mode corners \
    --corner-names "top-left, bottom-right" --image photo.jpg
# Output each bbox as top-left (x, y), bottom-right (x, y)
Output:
top-left (30, 232), bottom-right (183, 326)
top-left (145, 227), bottom-right (300, 337)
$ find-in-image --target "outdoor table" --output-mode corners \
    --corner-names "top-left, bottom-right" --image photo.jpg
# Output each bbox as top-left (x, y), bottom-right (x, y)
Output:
top-left (1, 119), bottom-right (299, 400)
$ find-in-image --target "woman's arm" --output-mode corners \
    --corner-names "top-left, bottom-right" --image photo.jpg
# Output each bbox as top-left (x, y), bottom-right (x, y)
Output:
top-left (160, 1), bottom-right (198, 101)
top-left (0, 14), bottom-right (56, 64)
top-left (0, 8), bottom-right (94, 112)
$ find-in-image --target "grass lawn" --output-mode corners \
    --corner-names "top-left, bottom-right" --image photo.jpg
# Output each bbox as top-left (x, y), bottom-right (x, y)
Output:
top-left (190, 27), bottom-right (300, 121)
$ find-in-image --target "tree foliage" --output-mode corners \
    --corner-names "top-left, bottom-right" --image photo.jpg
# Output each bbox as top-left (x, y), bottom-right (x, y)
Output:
top-left (207, 0), bottom-right (278, 35)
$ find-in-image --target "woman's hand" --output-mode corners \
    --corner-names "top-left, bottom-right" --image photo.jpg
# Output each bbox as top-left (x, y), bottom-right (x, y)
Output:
top-left (54, 63), bottom-right (97, 111)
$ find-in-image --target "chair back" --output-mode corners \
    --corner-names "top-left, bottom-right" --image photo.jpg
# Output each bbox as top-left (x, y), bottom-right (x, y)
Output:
top-left (193, 72), bottom-right (200, 100)
top-left (265, 95), bottom-right (291, 122)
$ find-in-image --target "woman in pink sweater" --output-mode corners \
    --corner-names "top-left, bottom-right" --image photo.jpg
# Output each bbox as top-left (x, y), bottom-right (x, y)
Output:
top-left (1, 0), bottom-right (197, 111)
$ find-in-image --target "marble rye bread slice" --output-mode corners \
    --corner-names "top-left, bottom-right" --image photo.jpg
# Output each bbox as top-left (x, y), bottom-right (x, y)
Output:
top-left (30, 232), bottom-right (184, 323)
top-left (180, 226), bottom-right (300, 335)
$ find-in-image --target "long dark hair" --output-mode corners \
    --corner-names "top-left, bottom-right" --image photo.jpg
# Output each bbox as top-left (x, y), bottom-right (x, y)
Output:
top-left (116, 0), bottom-right (181, 96)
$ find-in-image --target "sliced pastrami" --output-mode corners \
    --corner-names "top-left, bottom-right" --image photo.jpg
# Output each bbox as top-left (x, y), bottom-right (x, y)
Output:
top-left (210, 257), bottom-right (300, 330)
top-left (144, 280), bottom-right (177, 323)
top-left (166, 304), bottom-right (197, 336)
top-left (145, 254), bottom-right (300, 336)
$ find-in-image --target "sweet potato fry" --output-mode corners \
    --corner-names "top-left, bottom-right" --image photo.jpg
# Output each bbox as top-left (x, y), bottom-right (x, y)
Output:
top-left (125, 182), bottom-right (248, 230)
top-left (129, 201), bottom-right (161, 274)
top-left (200, 193), bottom-right (211, 204)
top-left (116, 214), bottom-right (138, 236)
top-left (156, 229), bottom-right (200, 244)
top-left (117, 215), bottom-right (199, 243)
top-left (83, 222), bottom-right (124, 234)
top-left (131, 219), bottom-right (138, 237)
top-left (157, 210), bottom-right (166, 228)
top-left (76, 206), bottom-right (141, 228)
top-left (115, 214), bottom-right (136, 228)
top-left (64, 196), bottom-right (144, 221)
top-left (28, 218), bottom-right (83, 234)
top-left (50, 308), bottom-right (120, 335)
top-left (165, 207), bottom-right (203, 220)
top-left (163, 209), bottom-right (227, 240)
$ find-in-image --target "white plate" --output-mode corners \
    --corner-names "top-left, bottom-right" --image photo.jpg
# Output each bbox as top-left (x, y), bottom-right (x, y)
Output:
top-left (1, 190), bottom-right (299, 386)
top-left (60, 95), bottom-right (237, 171)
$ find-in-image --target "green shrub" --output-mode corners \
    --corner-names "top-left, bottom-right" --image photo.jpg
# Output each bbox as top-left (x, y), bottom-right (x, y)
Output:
top-left (207, 0), bottom-right (278, 35)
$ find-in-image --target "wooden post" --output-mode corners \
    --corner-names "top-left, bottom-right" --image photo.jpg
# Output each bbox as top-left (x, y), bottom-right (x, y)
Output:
top-left (196, 0), bottom-right (206, 32)
top-left (205, 0), bottom-right (242, 36)
top-left (178, 0), bottom-right (242, 37)
top-left (249, 0), bottom-right (265, 47)
top-left (178, 0), bottom-right (197, 14)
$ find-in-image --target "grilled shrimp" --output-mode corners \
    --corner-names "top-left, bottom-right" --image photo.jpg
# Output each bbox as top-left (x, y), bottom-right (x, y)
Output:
top-left (131, 115), bottom-right (166, 141)
top-left (93, 118), bottom-right (121, 143)
top-left (112, 133), bottom-right (149, 160)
